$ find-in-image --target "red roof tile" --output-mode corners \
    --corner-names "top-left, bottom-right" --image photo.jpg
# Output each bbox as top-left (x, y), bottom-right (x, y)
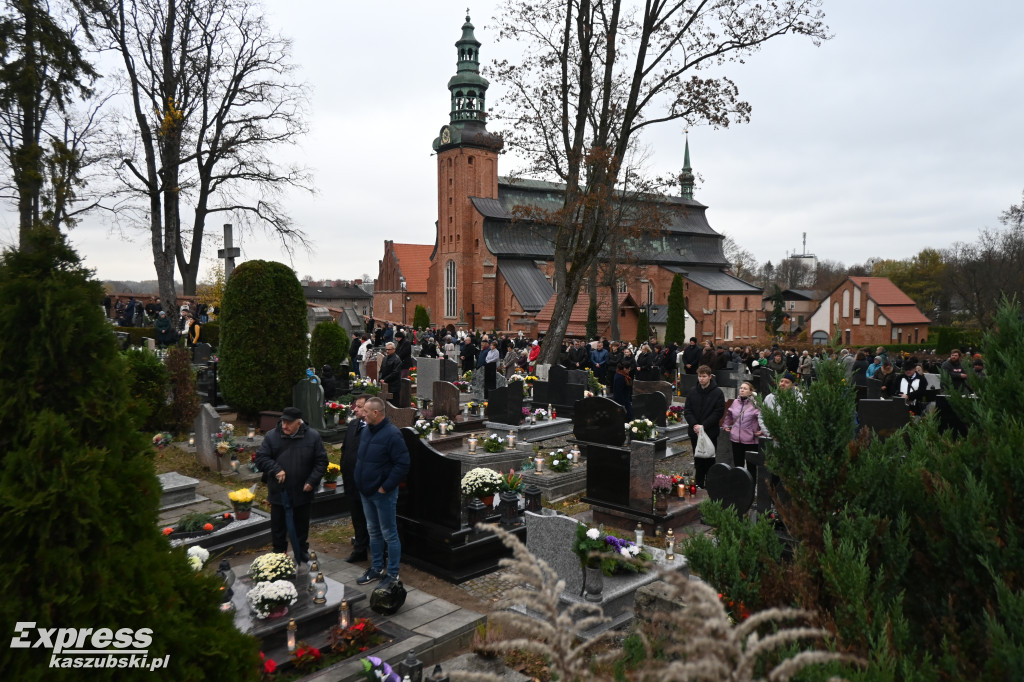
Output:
top-left (391, 243), bottom-right (433, 292)
top-left (849, 277), bottom-right (916, 306)
top-left (878, 305), bottom-right (931, 325)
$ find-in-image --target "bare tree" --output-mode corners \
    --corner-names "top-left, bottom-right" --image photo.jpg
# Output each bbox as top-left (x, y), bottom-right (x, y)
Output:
top-left (492, 0), bottom-right (829, 364)
top-left (99, 0), bottom-right (312, 313)
top-left (722, 234), bottom-right (757, 280)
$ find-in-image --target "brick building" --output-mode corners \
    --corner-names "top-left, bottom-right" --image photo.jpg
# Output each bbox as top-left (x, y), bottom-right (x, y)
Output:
top-left (374, 241), bottom-right (433, 327)
top-left (808, 277), bottom-right (931, 346)
top-left (376, 14), bottom-right (763, 343)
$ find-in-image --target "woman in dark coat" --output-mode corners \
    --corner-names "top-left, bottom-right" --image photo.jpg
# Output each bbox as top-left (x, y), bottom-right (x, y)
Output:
top-left (611, 361), bottom-right (634, 420)
top-left (635, 344), bottom-right (660, 381)
top-left (684, 365), bottom-right (725, 488)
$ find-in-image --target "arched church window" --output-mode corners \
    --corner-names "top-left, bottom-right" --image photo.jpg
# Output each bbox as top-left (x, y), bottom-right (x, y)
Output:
top-left (617, 279), bottom-right (627, 294)
top-left (445, 260), bottom-right (457, 318)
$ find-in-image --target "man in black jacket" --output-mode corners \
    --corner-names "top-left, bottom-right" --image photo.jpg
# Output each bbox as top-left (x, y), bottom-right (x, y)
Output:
top-left (379, 342), bottom-right (403, 403)
top-left (395, 330), bottom-right (414, 378)
top-left (682, 337), bottom-right (702, 375)
top-left (255, 407), bottom-right (329, 563)
top-left (341, 395), bottom-right (371, 562)
top-left (683, 366), bottom-right (725, 488)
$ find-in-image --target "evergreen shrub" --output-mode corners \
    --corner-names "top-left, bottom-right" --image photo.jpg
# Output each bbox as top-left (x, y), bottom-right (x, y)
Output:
top-left (0, 229), bottom-right (260, 680)
top-left (413, 304), bottom-right (430, 329)
top-left (123, 348), bottom-right (169, 431)
top-left (219, 260), bottom-right (307, 416)
top-left (165, 346), bottom-right (200, 432)
top-left (665, 274), bottom-right (686, 344)
top-left (309, 321), bottom-right (348, 371)
top-left (682, 300), bottom-right (1024, 680)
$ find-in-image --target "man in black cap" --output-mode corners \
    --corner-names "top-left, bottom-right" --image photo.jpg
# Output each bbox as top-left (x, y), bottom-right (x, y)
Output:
top-left (682, 337), bottom-right (702, 375)
top-left (255, 407), bottom-right (328, 563)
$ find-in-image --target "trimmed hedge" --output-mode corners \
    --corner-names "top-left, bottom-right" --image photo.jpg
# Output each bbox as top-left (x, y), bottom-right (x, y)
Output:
top-left (219, 260), bottom-right (307, 416)
top-left (310, 320), bottom-right (349, 371)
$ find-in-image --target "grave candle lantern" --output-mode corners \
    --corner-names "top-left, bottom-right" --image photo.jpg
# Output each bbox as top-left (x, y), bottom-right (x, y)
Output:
top-left (533, 455), bottom-right (544, 473)
top-left (507, 433), bottom-right (515, 447)
top-left (338, 600), bottom-right (351, 628)
top-left (188, 432), bottom-right (195, 447)
top-left (635, 522), bottom-right (644, 547)
top-left (467, 435), bottom-right (477, 453)
top-left (312, 572), bottom-right (328, 604)
top-left (286, 619), bottom-right (297, 652)
top-left (665, 528), bottom-right (675, 561)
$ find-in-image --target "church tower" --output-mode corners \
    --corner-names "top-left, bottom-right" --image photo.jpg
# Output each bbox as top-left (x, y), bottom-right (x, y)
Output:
top-left (679, 135), bottom-right (695, 200)
top-left (429, 13), bottom-right (502, 329)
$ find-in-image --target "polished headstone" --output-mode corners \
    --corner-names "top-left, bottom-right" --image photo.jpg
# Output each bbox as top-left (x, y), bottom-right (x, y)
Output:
top-left (192, 342), bottom-right (212, 365)
top-left (485, 385), bottom-right (523, 426)
top-left (584, 444), bottom-right (630, 507)
top-left (293, 375), bottom-right (327, 431)
top-left (566, 369), bottom-right (588, 386)
top-left (365, 356), bottom-right (379, 382)
top-left (193, 403), bottom-right (223, 471)
top-left (632, 391), bottom-right (668, 427)
top-left (400, 428), bottom-right (463, 531)
top-left (632, 380), bottom-right (674, 410)
top-left (440, 357), bottom-right (461, 383)
top-left (398, 377), bottom-right (413, 409)
top-left (416, 358), bottom-right (442, 402)
top-left (705, 462), bottom-right (754, 515)
top-left (433, 381), bottom-right (461, 419)
top-left (524, 509), bottom-right (585, 594)
top-left (857, 399), bottom-right (911, 439)
top-left (678, 373), bottom-right (699, 395)
top-left (572, 396), bottom-right (627, 446)
top-left (384, 397), bottom-right (417, 429)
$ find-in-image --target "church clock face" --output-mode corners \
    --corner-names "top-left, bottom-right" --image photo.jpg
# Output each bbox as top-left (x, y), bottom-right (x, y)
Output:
top-left (440, 126), bottom-right (451, 145)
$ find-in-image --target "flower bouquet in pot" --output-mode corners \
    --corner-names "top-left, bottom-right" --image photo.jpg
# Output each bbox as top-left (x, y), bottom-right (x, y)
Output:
top-left (432, 414), bottom-right (453, 435)
top-left (247, 580), bottom-right (298, 619)
top-left (626, 418), bottom-right (657, 441)
top-left (460, 467), bottom-right (503, 501)
top-left (413, 419), bottom-right (434, 438)
top-left (248, 552), bottom-right (297, 583)
top-left (323, 462), bottom-right (341, 489)
top-left (228, 487), bottom-right (255, 519)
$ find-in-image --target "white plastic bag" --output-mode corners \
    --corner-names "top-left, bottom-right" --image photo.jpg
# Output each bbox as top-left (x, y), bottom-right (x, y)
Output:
top-left (694, 429), bottom-right (715, 459)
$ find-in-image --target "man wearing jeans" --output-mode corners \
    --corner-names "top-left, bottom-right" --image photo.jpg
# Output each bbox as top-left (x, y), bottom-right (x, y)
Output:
top-left (353, 396), bottom-right (410, 587)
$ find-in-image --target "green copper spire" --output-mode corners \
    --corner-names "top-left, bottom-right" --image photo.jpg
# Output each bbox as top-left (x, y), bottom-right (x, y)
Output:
top-left (680, 134), bottom-right (695, 200)
top-left (448, 11), bottom-right (489, 126)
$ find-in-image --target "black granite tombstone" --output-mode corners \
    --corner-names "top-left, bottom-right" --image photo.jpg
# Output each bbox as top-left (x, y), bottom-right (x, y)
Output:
top-left (545, 365), bottom-right (586, 411)
top-left (572, 396), bottom-right (627, 446)
top-left (566, 369), bottom-right (589, 386)
top-left (632, 391), bottom-right (668, 427)
top-left (755, 366), bottom-right (775, 395)
top-left (858, 399), bottom-right (910, 439)
top-left (396, 428), bottom-right (526, 581)
top-left (678, 373), bottom-right (699, 395)
top-left (440, 357), bottom-right (460, 383)
top-left (583, 444), bottom-right (631, 507)
top-left (483, 362), bottom-right (497, 397)
top-left (484, 385), bottom-right (523, 426)
top-left (705, 462), bottom-right (754, 515)
top-left (866, 378), bottom-right (882, 399)
top-left (398, 429), bottom-right (462, 531)
top-left (192, 342), bottom-right (212, 365)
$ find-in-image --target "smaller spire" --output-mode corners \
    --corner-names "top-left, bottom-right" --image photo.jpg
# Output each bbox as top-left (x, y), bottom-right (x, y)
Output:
top-left (680, 133), bottom-right (695, 200)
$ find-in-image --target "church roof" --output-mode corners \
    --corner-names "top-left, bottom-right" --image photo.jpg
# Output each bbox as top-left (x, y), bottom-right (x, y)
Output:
top-left (391, 243), bottom-right (433, 292)
top-left (535, 291), bottom-right (638, 337)
top-left (471, 177), bottom-right (730, 268)
top-left (497, 260), bottom-right (554, 313)
top-left (663, 266), bottom-right (763, 294)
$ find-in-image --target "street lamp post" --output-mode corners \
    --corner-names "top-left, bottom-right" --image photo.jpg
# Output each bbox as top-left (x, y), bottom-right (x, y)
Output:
top-left (400, 277), bottom-right (407, 326)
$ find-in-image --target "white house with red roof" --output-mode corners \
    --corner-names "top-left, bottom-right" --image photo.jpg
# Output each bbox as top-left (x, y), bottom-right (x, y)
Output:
top-left (807, 276), bottom-right (932, 347)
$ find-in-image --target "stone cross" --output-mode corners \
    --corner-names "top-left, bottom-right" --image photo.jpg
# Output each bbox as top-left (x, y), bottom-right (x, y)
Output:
top-left (217, 223), bottom-right (241, 281)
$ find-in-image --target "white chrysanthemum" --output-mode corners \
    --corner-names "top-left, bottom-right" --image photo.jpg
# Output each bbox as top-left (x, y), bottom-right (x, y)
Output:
top-left (620, 547), bottom-right (631, 557)
top-left (187, 546), bottom-right (210, 563)
top-left (586, 528), bottom-right (600, 540)
top-left (552, 460), bottom-right (560, 466)
top-left (632, 426), bottom-right (638, 432)
top-left (188, 556), bottom-right (203, 571)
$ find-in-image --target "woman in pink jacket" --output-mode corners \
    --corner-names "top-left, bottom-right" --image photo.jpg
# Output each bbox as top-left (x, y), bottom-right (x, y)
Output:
top-left (721, 380), bottom-right (762, 473)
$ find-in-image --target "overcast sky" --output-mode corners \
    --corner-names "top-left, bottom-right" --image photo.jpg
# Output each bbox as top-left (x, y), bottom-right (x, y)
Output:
top-left (9, 0), bottom-right (1024, 284)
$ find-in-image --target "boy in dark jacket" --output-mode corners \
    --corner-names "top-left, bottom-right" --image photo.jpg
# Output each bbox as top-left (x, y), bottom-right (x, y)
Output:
top-left (683, 365), bottom-right (725, 488)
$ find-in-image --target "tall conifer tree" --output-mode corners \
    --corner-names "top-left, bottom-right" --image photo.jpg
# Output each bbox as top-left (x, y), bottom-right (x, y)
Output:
top-left (0, 229), bottom-right (259, 679)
